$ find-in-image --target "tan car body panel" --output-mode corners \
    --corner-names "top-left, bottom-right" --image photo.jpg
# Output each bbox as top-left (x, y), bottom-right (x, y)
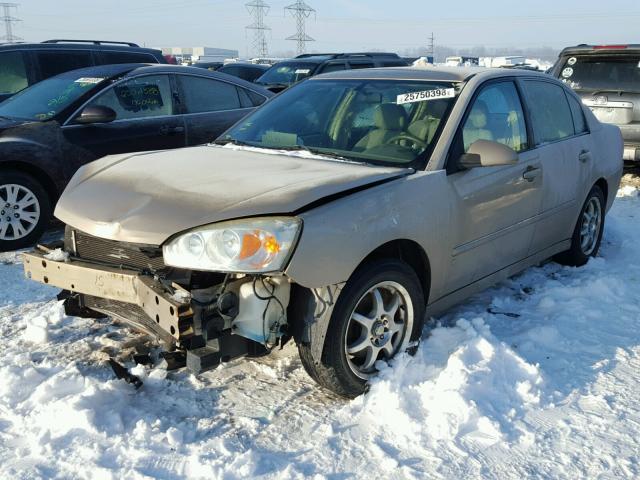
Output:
top-left (53, 68), bottom-right (623, 316)
top-left (55, 146), bottom-right (410, 245)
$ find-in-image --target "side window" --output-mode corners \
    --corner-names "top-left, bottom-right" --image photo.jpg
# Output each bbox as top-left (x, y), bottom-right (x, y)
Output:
top-left (0, 51), bottom-right (28, 94)
top-left (524, 80), bottom-right (574, 145)
top-left (246, 89), bottom-right (267, 107)
top-left (320, 63), bottom-right (347, 74)
top-left (36, 50), bottom-right (94, 80)
top-left (178, 76), bottom-right (241, 113)
top-left (219, 65), bottom-right (240, 77)
top-left (462, 81), bottom-right (528, 152)
top-left (84, 75), bottom-right (173, 121)
top-left (100, 51), bottom-right (158, 64)
top-left (566, 93), bottom-right (588, 134)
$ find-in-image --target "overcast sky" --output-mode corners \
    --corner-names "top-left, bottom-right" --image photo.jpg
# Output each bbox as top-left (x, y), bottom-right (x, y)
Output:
top-left (12, 0), bottom-right (640, 57)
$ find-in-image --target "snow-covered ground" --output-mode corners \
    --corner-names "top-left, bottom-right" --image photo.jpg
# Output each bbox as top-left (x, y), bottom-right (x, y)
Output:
top-left (1, 187), bottom-right (640, 479)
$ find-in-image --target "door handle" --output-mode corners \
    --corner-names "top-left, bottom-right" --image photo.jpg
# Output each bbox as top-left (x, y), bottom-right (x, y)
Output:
top-left (522, 166), bottom-right (541, 182)
top-left (159, 125), bottom-right (185, 135)
top-left (579, 150), bottom-right (591, 163)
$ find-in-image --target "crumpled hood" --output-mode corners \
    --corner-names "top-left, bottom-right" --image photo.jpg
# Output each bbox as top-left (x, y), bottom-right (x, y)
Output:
top-left (55, 145), bottom-right (410, 245)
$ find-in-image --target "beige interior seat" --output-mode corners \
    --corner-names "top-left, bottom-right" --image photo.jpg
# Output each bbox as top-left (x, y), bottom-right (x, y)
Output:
top-left (463, 100), bottom-right (493, 150)
top-left (355, 103), bottom-right (407, 150)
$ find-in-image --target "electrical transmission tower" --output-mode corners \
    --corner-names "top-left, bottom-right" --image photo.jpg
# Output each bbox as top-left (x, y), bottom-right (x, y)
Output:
top-left (284, 0), bottom-right (315, 55)
top-left (0, 3), bottom-right (21, 43)
top-left (245, 0), bottom-right (270, 58)
top-left (428, 32), bottom-right (435, 61)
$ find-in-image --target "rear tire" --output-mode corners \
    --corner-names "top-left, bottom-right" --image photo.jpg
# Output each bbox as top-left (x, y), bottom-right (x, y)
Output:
top-left (0, 170), bottom-right (51, 252)
top-left (554, 185), bottom-right (605, 267)
top-left (298, 259), bottom-right (425, 398)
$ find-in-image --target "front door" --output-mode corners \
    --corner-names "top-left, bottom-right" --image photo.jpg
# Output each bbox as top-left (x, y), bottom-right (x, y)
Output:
top-left (446, 80), bottom-right (544, 292)
top-left (62, 74), bottom-right (185, 172)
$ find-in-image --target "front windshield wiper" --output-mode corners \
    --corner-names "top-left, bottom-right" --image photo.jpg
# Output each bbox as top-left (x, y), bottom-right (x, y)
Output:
top-left (212, 138), bottom-right (257, 147)
top-left (276, 145), bottom-right (367, 165)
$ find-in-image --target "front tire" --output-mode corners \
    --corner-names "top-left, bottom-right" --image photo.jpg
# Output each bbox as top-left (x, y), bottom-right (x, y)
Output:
top-left (554, 185), bottom-right (605, 267)
top-left (0, 170), bottom-right (51, 251)
top-left (298, 259), bottom-right (425, 398)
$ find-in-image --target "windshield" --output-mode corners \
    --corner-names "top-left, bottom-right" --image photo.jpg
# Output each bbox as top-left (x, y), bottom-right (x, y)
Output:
top-left (0, 72), bottom-right (108, 121)
top-left (220, 79), bottom-right (458, 167)
top-left (255, 62), bottom-right (317, 86)
top-left (559, 54), bottom-right (640, 92)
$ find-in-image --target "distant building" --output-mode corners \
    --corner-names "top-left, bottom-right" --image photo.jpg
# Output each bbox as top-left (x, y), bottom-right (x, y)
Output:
top-left (158, 47), bottom-right (239, 64)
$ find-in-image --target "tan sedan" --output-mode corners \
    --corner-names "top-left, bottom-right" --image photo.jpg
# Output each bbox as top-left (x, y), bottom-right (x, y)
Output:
top-left (23, 67), bottom-right (623, 397)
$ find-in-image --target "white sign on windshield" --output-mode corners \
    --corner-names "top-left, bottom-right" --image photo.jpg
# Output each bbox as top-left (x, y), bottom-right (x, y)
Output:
top-left (397, 88), bottom-right (455, 105)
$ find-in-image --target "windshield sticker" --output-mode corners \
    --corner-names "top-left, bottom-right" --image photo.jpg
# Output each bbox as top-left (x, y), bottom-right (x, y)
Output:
top-left (397, 88), bottom-right (455, 105)
top-left (74, 77), bottom-right (105, 85)
top-left (294, 69), bottom-right (311, 74)
top-left (561, 67), bottom-right (573, 78)
top-left (567, 57), bottom-right (577, 66)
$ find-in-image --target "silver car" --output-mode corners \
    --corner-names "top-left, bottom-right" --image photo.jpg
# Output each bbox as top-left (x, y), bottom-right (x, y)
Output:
top-left (23, 67), bottom-right (623, 398)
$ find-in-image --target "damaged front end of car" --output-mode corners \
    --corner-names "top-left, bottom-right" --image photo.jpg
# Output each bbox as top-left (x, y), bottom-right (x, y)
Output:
top-left (23, 223), bottom-right (296, 373)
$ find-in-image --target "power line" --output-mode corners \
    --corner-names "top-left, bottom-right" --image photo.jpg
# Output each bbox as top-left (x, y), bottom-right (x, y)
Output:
top-left (0, 2), bottom-right (21, 43)
top-left (284, 0), bottom-right (314, 55)
top-left (245, 0), bottom-right (270, 57)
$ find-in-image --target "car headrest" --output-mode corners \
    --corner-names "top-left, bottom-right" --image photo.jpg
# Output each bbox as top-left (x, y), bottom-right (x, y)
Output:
top-left (374, 103), bottom-right (407, 130)
top-left (468, 100), bottom-right (489, 129)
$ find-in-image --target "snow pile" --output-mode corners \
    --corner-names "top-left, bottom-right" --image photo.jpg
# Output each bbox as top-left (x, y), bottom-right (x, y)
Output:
top-left (0, 189), bottom-right (640, 478)
top-left (43, 248), bottom-right (69, 262)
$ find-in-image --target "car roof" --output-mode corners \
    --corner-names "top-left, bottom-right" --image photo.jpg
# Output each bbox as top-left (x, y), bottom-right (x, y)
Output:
top-left (52, 63), bottom-right (274, 95)
top-left (0, 41), bottom-right (162, 54)
top-left (310, 66), bottom-right (542, 83)
top-left (559, 44), bottom-right (640, 55)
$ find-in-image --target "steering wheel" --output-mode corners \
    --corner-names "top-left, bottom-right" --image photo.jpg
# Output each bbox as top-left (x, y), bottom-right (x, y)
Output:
top-left (386, 133), bottom-right (428, 149)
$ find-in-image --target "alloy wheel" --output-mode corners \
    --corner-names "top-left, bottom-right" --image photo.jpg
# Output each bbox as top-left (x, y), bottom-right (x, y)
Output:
top-left (579, 196), bottom-right (602, 256)
top-left (344, 280), bottom-right (414, 379)
top-left (0, 183), bottom-right (41, 241)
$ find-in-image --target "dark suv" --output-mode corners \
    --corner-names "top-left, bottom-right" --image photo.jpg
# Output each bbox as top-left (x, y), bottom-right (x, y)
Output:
top-left (551, 44), bottom-right (640, 162)
top-left (0, 39), bottom-right (166, 102)
top-left (254, 52), bottom-right (408, 92)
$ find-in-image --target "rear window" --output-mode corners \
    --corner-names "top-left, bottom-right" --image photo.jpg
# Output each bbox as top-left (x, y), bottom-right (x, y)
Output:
top-left (558, 54), bottom-right (640, 92)
top-left (36, 50), bottom-right (94, 80)
top-left (0, 51), bottom-right (28, 95)
top-left (255, 62), bottom-right (316, 86)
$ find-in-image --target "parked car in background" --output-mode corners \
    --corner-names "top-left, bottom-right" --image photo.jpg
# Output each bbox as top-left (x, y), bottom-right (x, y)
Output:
top-left (217, 63), bottom-right (269, 83)
top-left (0, 39), bottom-right (167, 102)
top-left (551, 44), bottom-right (640, 162)
top-left (0, 63), bottom-right (272, 250)
top-left (22, 66), bottom-right (622, 397)
top-left (254, 52), bottom-right (408, 92)
top-left (192, 61), bottom-right (224, 71)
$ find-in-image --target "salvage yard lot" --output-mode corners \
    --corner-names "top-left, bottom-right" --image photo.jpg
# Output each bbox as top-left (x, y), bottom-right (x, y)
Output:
top-left (1, 184), bottom-right (639, 479)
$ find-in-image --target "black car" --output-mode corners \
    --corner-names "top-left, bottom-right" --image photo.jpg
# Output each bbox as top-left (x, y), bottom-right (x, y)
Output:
top-left (254, 52), bottom-right (409, 92)
top-left (0, 63), bottom-right (272, 250)
top-left (0, 39), bottom-right (167, 102)
top-left (217, 63), bottom-right (270, 83)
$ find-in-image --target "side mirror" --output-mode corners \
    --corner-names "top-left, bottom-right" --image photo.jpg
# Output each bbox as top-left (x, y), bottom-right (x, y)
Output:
top-left (458, 139), bottom-right (519, 169)
top-left (74, 105), bottom-right (116, 125)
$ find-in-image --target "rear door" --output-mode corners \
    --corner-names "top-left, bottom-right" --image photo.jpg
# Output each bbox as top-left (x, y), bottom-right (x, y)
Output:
top-left (445, 79), bottom-right (543, 291)
top-left (520, 79), bottom-right (587, 251)
top-left (62, 73), bottom-right (185, 162)
top-left (33, 49), bottom-right (95, 82)
top-left (175, 74), bottom-right (255, 145)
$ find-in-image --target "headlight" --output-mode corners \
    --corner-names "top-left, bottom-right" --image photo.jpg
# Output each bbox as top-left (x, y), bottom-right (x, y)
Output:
top-left (162, 217), bottom-right (301, 273)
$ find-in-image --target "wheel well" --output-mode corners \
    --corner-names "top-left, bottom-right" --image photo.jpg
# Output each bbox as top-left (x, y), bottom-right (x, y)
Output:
top-left (1, 161), bottom-right (59, 205)
top-left (359, 239), bottom-right (431, 301)
top-left (595, 178), bottom-right (608, 204)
